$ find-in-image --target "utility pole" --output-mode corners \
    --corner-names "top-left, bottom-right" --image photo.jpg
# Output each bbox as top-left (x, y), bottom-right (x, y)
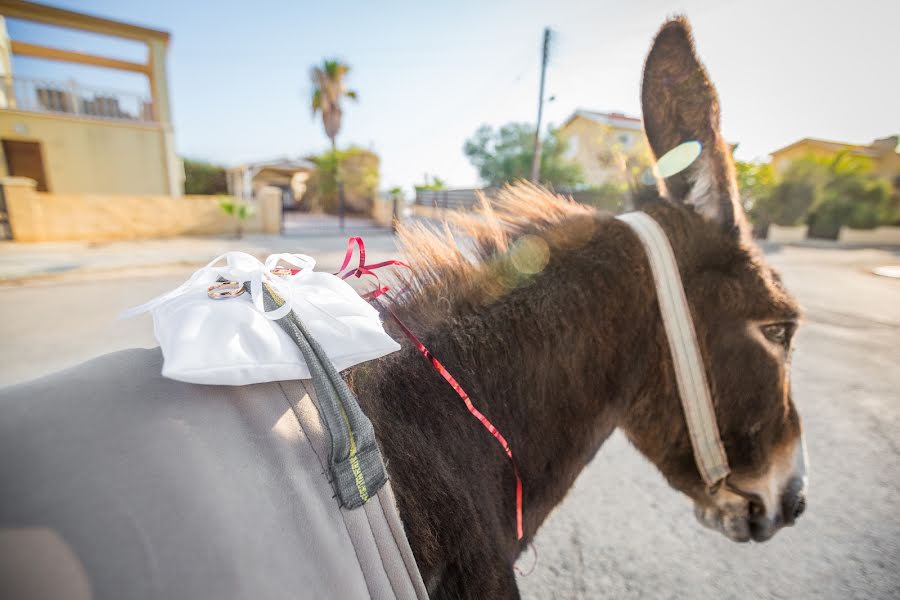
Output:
top-left (530, 27), bottom-right (551, 183)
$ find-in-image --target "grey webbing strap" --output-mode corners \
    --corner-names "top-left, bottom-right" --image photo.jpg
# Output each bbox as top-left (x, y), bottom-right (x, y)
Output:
top-left (251, 281), bottom-right (387, 509)
top-left (617, 212), bottom-right (731, 490)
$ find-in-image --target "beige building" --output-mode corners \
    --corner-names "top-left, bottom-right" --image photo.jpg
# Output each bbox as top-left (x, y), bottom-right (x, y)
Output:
top-left (558, 109), bottom-right (652, 187)
top-left (770, 135), bottom-right (900, 181)
top-left (0, 0), bottom-right (181, 196)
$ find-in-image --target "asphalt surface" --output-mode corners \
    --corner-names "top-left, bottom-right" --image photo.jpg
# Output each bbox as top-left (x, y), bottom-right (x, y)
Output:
top-left (0, 243), bottom-right (897, 599)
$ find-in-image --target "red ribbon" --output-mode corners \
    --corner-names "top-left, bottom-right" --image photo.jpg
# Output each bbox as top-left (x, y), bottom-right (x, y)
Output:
top-left (336, 236), bottom-right (410, 300)
top-left (336, 237), bottom-right (524, 541)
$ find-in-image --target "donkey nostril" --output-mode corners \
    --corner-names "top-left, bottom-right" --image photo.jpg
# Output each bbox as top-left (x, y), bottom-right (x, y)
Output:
top-left (793, 496), bottom-right (807, 520)
top-left (781, 490), bottom-right (805, 525)
top-left (781, 476), bottom-right (806, 526)
top-left (748, 510), bottom-right (770, 541)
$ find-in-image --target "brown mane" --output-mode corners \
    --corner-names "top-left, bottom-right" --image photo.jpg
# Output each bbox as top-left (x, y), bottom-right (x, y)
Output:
top-left (390, 182), bottom-right (595, 321)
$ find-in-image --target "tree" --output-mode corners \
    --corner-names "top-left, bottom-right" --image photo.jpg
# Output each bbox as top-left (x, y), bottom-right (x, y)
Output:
top-left (735, 160), bottom-right (776, 213)
top-left (735, 160), bottom-right (779, 235)
top-left (305, 147), bottom-right (379, 214)
top-left (310, 59), bottom-right (358, 220)
top-left (463, 122), bottom-right (582, 188)
top-left (310, 59), bottom-right (358, 151)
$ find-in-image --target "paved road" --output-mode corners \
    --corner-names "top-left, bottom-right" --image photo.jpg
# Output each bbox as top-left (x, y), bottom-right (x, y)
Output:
top-left (0, 244), bottom-right (898, 598)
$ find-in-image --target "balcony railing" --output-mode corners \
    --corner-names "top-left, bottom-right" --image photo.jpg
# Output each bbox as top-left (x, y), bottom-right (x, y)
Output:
top-left (0, 76), bottom-right (155, 124)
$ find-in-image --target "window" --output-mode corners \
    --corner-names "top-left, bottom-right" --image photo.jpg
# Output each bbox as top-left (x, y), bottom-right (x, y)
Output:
top-left (565, 135), bottom-right (579, 159)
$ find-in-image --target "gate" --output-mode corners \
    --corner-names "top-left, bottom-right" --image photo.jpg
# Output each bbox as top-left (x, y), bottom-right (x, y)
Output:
top-left (0, 184), bottom-right (12, 240)
top-left (282, 211), bottom-right (387, 236)
top-left (282, 189), bottom-right (393, 236)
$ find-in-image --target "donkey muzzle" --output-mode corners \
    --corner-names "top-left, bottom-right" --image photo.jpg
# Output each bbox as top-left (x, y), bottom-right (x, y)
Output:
top-left (696, 433), bottom-right (809, 542)
top-left (747, 476), bottom-right (806, 541)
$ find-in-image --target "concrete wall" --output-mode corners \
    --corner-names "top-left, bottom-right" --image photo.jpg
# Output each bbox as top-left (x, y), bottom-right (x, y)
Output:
top-left (371, 193), bottom-right (397, 228)
top-left (0, 110), bottom-right (176, 195)
top-left (255, 186), bottom-right (283, 235)
top-left (766, 224), bottom-right (808, 243)
top-left (763, 224), bottom-right (900, 246)
top-left (4, 177), bottom-right (281, 242)
top-left (838, 226), bottom-right (900, 245)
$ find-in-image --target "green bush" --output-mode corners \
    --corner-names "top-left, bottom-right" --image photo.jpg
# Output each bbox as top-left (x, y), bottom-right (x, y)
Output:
top-left (744, 152), bottom-right (894, 237)
top-left (803, 153), bottom-right (891, 236)
top-left (184, 158), bottom-right (228, 195)
top-left (219, 197), bottom-right (256, 238)
top-left (414, 175), bottom-right (446, 192)
top-left (754, 180), bottom-right (816, 227)
top-left (884, 176), bottom-right (900, 226)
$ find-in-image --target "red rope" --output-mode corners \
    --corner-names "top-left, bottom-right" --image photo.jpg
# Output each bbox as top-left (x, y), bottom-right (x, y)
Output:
top-left (336, 237), bottom-right (524, 541)
top-left (384, 305), bottom-right (524, 540)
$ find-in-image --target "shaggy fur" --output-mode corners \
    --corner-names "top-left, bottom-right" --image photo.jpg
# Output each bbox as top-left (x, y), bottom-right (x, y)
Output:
top-left (346, 16), bottom-right (802, 599)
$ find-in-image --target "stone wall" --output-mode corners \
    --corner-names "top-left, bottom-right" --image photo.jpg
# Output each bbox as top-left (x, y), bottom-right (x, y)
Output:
top-left (3, 177), bottom-right (282, 242)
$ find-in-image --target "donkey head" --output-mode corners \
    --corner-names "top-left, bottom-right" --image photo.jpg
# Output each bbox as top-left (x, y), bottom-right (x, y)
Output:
top-left (619, 17), bottom-right (807, 543)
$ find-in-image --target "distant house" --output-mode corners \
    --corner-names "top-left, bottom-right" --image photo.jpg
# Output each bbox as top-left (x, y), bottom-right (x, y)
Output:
top-left (770, 136), bottom-right (900, 181)
top-left (558, 110), bottom-right (652, 187)
top-left (226, 157), bottom-right (315, 207)
top-left (0, 2), bottom-right (180, 196)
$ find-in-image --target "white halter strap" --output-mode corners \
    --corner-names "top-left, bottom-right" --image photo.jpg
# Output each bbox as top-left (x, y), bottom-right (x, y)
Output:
top-left (617, 211), bottom-right (731, 491)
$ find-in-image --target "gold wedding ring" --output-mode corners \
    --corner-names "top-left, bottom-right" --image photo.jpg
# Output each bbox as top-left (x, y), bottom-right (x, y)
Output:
top-left (207, 281), bottom-right (245, 299)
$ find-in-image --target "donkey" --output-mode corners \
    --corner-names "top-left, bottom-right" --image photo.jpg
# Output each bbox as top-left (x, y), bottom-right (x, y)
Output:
top-left (346, 16), bottom-right (808, 597)
top-left (0, 16), bottom-right (806, 600)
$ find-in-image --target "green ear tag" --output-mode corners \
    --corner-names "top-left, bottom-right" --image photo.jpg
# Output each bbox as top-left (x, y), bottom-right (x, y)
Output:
top-left (656, 140), bottom-right (702, 178)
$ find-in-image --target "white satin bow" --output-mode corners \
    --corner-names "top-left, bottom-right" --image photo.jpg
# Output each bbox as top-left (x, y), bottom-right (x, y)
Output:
top-left (119, 252), bottom-right (317, 321)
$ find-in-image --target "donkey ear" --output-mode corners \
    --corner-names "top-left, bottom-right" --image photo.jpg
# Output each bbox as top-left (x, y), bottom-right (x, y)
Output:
top-left (641, 17), bottom-right (744, 234)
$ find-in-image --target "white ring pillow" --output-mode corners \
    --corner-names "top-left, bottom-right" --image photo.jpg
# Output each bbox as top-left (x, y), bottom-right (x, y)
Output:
top-left (122, 252), bottom-right (401, 385)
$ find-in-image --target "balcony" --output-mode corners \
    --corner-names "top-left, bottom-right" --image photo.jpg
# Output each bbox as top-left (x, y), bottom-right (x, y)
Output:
top-left (1, 76), bottom-right (155, 124)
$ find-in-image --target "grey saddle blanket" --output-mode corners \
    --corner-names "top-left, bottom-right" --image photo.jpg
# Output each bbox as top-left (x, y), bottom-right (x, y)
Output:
top-left (0, 348), bottom-right (427, 600)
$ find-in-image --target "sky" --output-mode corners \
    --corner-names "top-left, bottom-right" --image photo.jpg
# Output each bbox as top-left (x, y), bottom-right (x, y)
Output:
top-left (6, 0), bottom-right (899, 193)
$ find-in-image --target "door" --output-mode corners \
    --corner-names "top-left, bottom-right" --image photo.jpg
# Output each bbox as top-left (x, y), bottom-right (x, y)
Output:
top-left (2, 140), bottom-right (49, 191)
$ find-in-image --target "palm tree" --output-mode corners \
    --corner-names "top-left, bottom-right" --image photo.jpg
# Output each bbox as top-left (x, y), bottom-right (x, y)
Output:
top-left (310, 60), bottom-right (358, 226)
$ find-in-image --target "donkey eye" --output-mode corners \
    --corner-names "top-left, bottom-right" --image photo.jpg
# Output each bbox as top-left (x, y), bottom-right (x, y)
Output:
top-left (761, 323), bottom-right (793, 347)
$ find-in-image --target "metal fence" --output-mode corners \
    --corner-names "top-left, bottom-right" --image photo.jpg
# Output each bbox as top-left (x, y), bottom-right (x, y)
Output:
top-left (414, 188), bottom-right (494, 210)
top-left (414, 187), bottom-right (628, 213)
top-left (1, 76), bottom-right (155, 123)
